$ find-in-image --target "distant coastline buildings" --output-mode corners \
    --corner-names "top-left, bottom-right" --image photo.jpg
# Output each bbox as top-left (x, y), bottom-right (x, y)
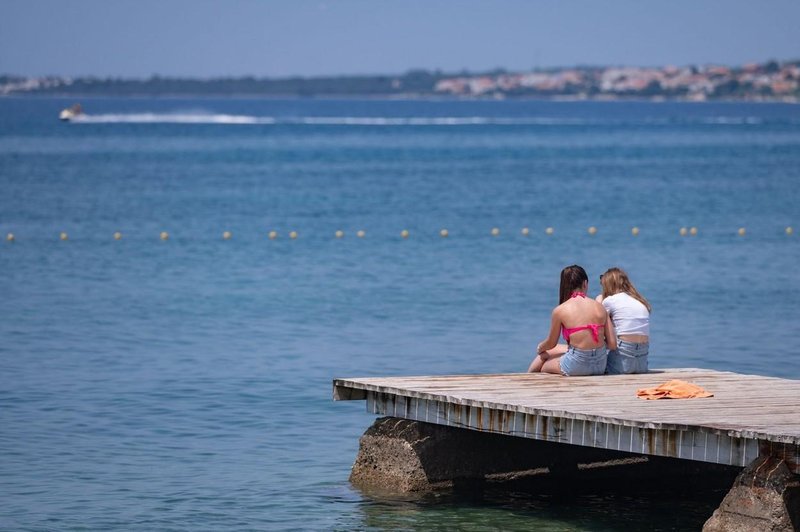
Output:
top-left (2, 59), bottom-right (798, 101)
top-left (433, 61), bottom-right (799, 101)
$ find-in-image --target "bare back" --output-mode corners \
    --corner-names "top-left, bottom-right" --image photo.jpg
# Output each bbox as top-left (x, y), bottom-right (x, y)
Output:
top-left (555, 296), bottom-right (608, 349)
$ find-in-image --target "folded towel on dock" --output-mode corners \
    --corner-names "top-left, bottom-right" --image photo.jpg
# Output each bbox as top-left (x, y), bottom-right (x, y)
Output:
top-left (636, 379), bottom-right (713, 400)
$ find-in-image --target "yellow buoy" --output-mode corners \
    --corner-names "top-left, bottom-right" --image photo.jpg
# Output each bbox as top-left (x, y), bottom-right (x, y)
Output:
top-left (440, 229), bottom-right (449, 238)
top-left (545, 227), bottom-right (554, 235)
top-left (689, 227), bottom-right (698, 236)
top-left (679, 227), bottom-right (688, 236)
top-left (356, 230), bottom-right (365, 238)
top-left (160, 231), bottom-right (169, 241)
top-left (113, 231), bottom-right (122, 240)
top-left (400, 229), bottom-right (409, 239)
top-left (587, 226), bottom-right (597, 235)
top-left (521, 227), bottom-right (530, 236)
top-left (335, 230), bottom-right (344, 239)
top-left (60, 232), bottom-right (68, 241)
top-left (631, 227), bottom-right (639, 236)
top-left (222, 231), bottom-right (232, 240)
top-left (289, 231), bottom-right (298, 239)
top-left (738, 227), bottom-right (746, 236)
top-left (6, 233), bottom-right (15, 242)
top-left (268, 231), bottom-right (278, 240)
top-left (491, 227), bottom-right (500, 237)
top-left (786, 226), bottom-right (793, 236)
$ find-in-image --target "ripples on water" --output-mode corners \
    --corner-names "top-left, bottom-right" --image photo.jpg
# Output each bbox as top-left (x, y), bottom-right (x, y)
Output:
top-left (1, 98), bottom-right (798, 529)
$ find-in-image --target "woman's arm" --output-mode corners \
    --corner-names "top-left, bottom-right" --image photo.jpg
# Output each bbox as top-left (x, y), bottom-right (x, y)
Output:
top-left (605, 311), bottom-right (617, 350)
top-left (537, 308), bottom-right (562, 354)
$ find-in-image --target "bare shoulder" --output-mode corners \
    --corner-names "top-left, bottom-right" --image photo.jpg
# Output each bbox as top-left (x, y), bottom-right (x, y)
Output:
top-left (592, 298), bottom-right (608, 315)
top-left (554, 300), bottom-right (575, 319)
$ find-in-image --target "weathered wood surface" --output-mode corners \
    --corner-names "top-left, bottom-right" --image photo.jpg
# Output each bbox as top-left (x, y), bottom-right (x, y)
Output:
top-left (333, 369), bottom-right (800, 473)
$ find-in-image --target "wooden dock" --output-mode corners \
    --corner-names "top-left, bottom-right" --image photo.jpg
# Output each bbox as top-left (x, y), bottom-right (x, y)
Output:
top-left (334, 368), bottom-right (800, 473)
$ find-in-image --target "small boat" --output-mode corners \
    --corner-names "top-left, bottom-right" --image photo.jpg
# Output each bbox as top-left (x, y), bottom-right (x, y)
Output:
top-left (59, 104), bottom-right (83, 121)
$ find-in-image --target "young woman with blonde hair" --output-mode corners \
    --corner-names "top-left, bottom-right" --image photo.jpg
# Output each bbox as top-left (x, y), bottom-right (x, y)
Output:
top-left (528, 265), bottom-right (614, 376)
top-left (597, 267), bottom-right (651, 374)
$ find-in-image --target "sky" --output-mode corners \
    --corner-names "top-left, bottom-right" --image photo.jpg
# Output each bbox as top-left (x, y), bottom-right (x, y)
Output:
top-left (1, 0), bottom-right (799, 78)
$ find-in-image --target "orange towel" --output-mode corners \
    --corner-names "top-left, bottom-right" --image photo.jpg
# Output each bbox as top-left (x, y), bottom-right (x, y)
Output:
top-left (636, 379), bottom-right (713, 400)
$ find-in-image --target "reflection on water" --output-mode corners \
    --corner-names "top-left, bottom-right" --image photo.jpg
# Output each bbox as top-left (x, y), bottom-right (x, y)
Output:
top-left (352, 469), bottom-right (736, 531)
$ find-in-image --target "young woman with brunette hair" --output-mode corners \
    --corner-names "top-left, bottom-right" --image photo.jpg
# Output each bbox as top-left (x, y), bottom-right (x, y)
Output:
top-left (597, 267), bottom-right (651, 374)
top-left (528, 265), bottom-right (614, 376)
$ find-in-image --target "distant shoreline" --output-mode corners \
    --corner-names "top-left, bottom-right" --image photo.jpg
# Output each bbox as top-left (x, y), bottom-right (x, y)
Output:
top-left (3, 93), bottom-right (798, 104)
top-left (3, 60), bottom-right (799, 102)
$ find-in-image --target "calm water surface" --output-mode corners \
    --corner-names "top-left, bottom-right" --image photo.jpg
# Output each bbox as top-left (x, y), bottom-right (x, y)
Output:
top-left (1, 97), bottom-right (799, 530)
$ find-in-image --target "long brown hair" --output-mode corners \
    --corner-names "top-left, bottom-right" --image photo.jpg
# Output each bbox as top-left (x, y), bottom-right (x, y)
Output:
top-left (559, 265), bottom-right (588, 304)
top-left (600, 267), bottom-right (651, 312)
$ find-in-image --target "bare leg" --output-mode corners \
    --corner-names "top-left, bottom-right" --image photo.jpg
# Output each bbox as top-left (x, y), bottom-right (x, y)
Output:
top-left (547, 344), bottom-right (568, 357)
top-left (528, 354), bottom-right (546, 372)
top-left (540, 356), bottom-right (564, 374)
top-left (527, 344), bottom-right (568, 373)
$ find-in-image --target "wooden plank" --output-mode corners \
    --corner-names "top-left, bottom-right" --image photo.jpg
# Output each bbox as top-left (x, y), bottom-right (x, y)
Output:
top-left (333, 369), bottom-right (800, 472)
top-left (365, 390), bottom-right (773, 469)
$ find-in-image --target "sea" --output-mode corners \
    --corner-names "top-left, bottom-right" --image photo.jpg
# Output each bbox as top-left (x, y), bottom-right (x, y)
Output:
top-left (1, 97), bottom-right (799, 531)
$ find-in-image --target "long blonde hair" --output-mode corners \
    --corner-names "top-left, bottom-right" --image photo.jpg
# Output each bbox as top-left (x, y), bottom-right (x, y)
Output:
top-left (600, 267), bottom-right (651, 313)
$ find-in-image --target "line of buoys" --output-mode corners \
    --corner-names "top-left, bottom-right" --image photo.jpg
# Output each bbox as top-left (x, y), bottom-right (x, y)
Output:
top-left (2, 227), bottom-right (797, 243)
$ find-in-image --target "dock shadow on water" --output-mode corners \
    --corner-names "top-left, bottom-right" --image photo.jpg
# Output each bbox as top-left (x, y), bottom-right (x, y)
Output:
top-left (351, 460), bottom-right (739, 531)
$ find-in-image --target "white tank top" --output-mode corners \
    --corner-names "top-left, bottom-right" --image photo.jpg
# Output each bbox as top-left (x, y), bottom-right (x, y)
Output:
top-left (602, 292), bottom-right (650, 336)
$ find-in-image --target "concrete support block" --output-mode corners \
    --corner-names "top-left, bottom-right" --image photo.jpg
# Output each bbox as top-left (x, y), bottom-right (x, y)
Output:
top-left (350, 416), bottom-right (647, 492)
top-left (704, 455), bottom-right (800, 532)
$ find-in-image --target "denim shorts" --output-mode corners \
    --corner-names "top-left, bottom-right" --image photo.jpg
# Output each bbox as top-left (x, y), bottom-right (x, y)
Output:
top-left (606, 340), bottom-right (649, 374)
top-left (560, 346), bottom-right (607, 376)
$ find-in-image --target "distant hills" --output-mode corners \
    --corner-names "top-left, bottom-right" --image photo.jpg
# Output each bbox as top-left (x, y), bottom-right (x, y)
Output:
top-left (2, 60), bottom-right (799, 101)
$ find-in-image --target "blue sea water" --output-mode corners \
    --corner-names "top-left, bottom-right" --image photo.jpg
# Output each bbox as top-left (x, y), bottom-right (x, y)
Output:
top-left (1, 97), bottom-right (799, 530)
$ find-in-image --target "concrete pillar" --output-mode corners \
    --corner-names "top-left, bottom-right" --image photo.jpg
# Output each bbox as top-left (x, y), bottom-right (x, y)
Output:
top-left (704, 455), bottom-right (800, 532)
top-left (350, 416), bottom-right (661, 492)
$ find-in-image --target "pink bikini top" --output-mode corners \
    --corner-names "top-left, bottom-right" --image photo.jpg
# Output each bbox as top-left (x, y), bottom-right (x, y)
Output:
top-left (561, 292), bottom-right (605, 344)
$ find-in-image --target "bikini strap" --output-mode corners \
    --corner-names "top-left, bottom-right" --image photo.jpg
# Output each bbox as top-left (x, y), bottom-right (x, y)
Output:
top-left (562, 323), bottom-right (605, 343)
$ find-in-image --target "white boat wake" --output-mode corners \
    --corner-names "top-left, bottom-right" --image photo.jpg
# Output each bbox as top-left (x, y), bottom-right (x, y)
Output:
top-left (66, 112), bottom-right (770, 126)
top-left (70, 113), bottom-right (277, 124)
